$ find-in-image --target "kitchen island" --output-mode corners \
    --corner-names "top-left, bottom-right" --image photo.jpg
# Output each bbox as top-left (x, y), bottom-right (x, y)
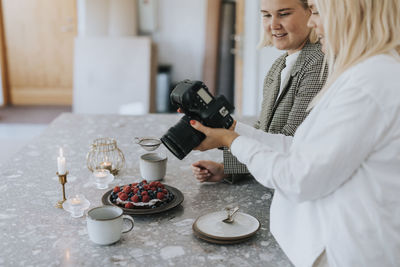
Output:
top-left (0, 113), bottom-right (292, 267)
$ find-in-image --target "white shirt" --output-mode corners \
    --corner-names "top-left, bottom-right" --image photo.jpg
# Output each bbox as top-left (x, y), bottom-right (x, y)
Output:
top-left (279, 51), bottom-right (300, 98)
top-left (231, 53), bottom-right (400, 267)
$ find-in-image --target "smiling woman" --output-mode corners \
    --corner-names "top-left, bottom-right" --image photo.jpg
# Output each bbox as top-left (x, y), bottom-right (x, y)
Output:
top-left (259, 0), bottom-right (318, 53)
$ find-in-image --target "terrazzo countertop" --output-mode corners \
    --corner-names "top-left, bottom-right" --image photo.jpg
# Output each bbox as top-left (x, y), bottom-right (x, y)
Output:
top-left (0, 113), bottom-right (292, 267)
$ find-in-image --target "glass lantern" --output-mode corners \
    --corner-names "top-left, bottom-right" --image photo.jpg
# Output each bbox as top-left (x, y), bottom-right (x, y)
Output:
top-left (86, 137), bottom-right (125, 175)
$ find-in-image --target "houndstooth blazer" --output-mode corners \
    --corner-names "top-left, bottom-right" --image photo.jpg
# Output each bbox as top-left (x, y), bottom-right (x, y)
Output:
top-left (224, 41), bottom-right (327, 176)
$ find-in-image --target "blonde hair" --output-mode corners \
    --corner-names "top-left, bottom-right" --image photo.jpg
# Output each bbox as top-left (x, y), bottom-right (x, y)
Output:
top-left (257, 0), bottom-right (318, 48)
top-left (309, 0), bottom-right (400, 107)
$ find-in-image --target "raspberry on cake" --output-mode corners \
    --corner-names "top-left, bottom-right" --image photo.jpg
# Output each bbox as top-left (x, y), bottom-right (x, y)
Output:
top-left (131, 195), bottom-right (140, 203)
top-left (142, 195), bottom-right (150, 203)
top-left (157, 192), bottom-right (165, 200)
top-left (113, 186), bottom-right (120, 193)
top-left (123, 186), bottom-right (131, 193)
top-left (118, 192), bottom-right (128, 201)
top-left (125, 202), bottom-right (134, 209)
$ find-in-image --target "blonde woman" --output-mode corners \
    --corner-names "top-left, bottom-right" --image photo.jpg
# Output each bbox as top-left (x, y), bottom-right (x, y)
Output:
top-left (192, 0), bottom-right (327, 183)
top-left (189, 0), bottom-right (400, 266)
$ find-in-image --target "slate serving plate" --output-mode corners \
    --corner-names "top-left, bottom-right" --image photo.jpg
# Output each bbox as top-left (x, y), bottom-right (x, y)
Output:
top-left (102, 184), bottom-right (184, 215)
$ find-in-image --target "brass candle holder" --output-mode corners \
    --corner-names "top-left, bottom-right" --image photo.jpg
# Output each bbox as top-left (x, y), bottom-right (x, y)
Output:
top-left (55, 171), bottom-right (69, 209)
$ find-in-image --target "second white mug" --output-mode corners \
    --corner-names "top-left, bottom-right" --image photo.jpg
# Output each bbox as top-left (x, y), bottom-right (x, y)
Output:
top-left (139, 152), bottom-right (167, 181)
top-left (87, 206), bottom-right (134, 245)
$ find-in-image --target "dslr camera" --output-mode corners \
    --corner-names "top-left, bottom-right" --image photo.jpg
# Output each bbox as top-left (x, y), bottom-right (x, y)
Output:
top-left (161, 80), bottom-right (234, 160)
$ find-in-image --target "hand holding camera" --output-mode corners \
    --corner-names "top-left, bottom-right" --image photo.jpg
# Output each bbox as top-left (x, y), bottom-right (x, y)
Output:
top-left (188, 119), bottom-right (239, 151)
top-left (161, 80), bottom-right (235, 160)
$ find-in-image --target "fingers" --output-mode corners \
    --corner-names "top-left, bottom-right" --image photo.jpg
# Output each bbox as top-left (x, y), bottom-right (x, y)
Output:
top-left (191, 162), bottom-right (211, 182)
top-left (190, 120), bottom-right (208, 134)
top-left (229, 120), bottom-right (237, 131)
top-left (191, 161), bottom-right (206, 169)
top-left (191, 165), bottom-right (210, 176)
top-left (192, 166), bottom-right (211, 182)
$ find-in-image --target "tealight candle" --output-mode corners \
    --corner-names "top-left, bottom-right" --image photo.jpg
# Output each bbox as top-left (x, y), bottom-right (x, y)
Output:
top-left (92, 169), bottom-right (114, 189)
top-left (63, 194), bottom-right (90, 218)
top-left (70, 197), bottom-right (81, 206)
top-left (94, 170), bottom-right (108, 179)
top-left (100, 161), bottom-right (112, 172)
top-left (57, 147), bottom-right (67, 175)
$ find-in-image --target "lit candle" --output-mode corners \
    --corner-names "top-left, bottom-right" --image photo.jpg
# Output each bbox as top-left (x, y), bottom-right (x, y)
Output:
top-left (63, 194), bottom-right (90, 218)
top-left (93, 169), bottom-right (113, 189)
top-left (94, 170), bottom-right (108, 179)
top-left (100, 161), bottom-right (112, 172)
top-left (70, 197), bottom-right (81, 206)
top-left (57, 147), bottom-right (66, 175)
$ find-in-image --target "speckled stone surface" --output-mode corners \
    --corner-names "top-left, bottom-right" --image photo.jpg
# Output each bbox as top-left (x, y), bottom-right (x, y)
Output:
top-left (0, 113), bottom-right (292, 267)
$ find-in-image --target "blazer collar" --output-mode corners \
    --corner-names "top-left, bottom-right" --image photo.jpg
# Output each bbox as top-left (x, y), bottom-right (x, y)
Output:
top-left (291, 40), bottom-right (321, 77)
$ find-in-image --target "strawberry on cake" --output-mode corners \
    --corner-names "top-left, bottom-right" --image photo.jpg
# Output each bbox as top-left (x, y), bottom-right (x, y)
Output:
top-left (110, 180), bottom-right (174, 209)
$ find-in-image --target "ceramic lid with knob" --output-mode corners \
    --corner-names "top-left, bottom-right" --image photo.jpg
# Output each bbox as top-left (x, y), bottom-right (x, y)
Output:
top-left (193, 211), bottom-right (260, 241)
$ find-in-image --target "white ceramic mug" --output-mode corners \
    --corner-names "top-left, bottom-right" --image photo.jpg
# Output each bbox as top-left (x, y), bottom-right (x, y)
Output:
top-left (139, 152), bottom-right (167, 181)
top-left (87, 206), bottom-right (134, 245)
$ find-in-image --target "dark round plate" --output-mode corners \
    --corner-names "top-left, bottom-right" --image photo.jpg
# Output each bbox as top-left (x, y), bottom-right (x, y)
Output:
top-left (101, 184), bottom-right (184, 215)
top-left (193, 230), bottom-right (253, 245)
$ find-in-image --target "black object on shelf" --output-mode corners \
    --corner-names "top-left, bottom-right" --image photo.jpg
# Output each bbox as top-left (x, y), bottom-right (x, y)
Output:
top-left (217, 1), bottom-right (236, 105)
top-left (156, 65), bottom-right (172, 113)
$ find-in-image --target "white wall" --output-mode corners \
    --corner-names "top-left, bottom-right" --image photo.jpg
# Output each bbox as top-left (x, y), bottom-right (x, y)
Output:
top-left (77, 0), bottom-right (138, 37)
top-left (151, 0), bottom-right (206, 83)
top-left (73, 37), bottom-right (153, 114)
top-left (77, 0), bottom-right (206, 85)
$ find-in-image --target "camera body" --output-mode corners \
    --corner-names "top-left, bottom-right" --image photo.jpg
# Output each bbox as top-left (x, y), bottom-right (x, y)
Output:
top-left (161, 80), bottom-right (234, 160)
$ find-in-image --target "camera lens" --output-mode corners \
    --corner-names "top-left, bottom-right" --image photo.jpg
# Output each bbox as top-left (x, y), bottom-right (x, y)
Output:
top-left (160, 116), bottom-right (205, 160)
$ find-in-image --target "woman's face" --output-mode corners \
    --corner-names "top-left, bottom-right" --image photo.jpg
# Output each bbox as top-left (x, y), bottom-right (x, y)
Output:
top-left (261, 0), bottom-right (311, 54)
top-left (307, 0), bottom-right (325, 52)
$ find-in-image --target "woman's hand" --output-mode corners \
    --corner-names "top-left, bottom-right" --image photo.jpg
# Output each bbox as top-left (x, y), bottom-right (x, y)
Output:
top-left (177, 108), bottom-right (237, 131)
top-left (191, 160), bottom-right (227, 182)
top-left (189, 120), bottom-right (239, 151)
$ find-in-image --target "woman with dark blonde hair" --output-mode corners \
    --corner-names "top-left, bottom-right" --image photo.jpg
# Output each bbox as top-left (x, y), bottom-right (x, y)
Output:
top-left (192, 0), bottom-right (327, 183)
top-left (189, 0), bottom-right (400, 266)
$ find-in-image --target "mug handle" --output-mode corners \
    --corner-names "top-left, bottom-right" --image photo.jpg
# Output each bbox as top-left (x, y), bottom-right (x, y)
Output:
top-left (122, 215), bottom-right (134, 234)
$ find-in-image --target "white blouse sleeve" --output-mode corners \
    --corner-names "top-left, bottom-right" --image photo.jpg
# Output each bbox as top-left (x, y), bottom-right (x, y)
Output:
top-left (230, 86), bottom-right (386, 203)
top-left (235, 121), bottom-right (293, 153)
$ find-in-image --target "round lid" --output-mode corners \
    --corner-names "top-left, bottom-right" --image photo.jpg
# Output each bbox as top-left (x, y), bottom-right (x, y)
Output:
top-left (193, 211), bottom-right (260, 240)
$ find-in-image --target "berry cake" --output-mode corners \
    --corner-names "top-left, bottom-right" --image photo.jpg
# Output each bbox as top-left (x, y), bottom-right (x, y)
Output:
top-left (110, 180), bottom-right (174, 209)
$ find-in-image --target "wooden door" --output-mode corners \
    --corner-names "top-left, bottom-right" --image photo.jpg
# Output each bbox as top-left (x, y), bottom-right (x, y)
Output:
top-left (233, 0), bottom-right (244, 115)
top-left (202, 0), bottom-right (222, 96)
top-left (202, 0), bottom-right (245, 114)
top-left (1, 0), bottom-right (76, 105)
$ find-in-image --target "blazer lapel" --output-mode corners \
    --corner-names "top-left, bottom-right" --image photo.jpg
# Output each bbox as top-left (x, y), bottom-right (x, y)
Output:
top-left (273, 75), bottom-right (292, 110)
top-left (269, 41), bottom-right (314, 122)
top-left (259, 55), bottom-right (287, 131)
